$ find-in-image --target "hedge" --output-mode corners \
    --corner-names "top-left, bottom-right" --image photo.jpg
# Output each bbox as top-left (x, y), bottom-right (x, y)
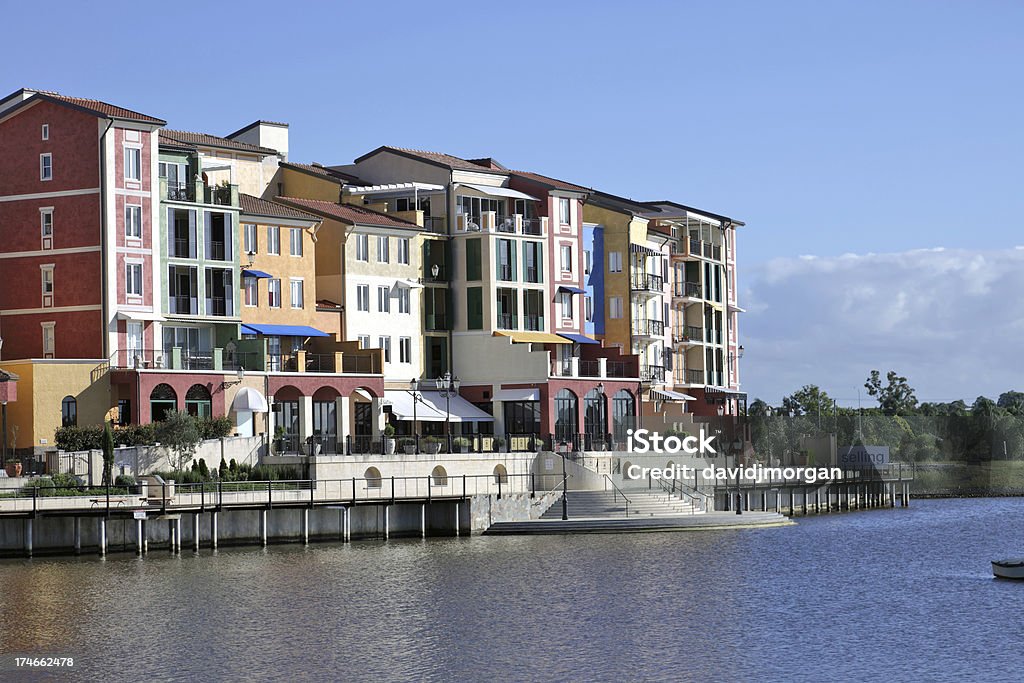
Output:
top-left (56, 416), bottom-right (236, 451)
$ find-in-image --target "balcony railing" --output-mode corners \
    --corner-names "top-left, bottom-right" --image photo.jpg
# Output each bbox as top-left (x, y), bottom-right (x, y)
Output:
top-left (524, 314), bottom-right (542, 331)
top-left (207, 184), bottom-right (235, 206)
top-left (579, 360), bottom-right (600, 377)
top-left (524, 266), bottom-right (540, 283)
top-left (631, 319), bottom-right (665, 337)
top-left (180, 349), bottom-right (214, 371)
top-left (497, 313), bottom-right (517, 330)
top-left (497, 264), bottom-right (514, 281)
top-left (208, 241), bottom-right (226, 261)
top-left (606, 361), bottom-right (627, 378)
top-left (552, 358), bottom-right (572, 377)
top-left (521, 218), bottom-right (543, 236)
top-left (341, 354), bottom-right (375, 374)
top-left (495, 215), bottom-right (516, 233)
top-left (674, 325), bottom-right (703, 344)
top-left (206, 296), bottom-right (233, 317)
top-left (422, 216), bottom-right (446, 234)
top-left (641, 365), bottom-right (666, 383)
top-left (168, 295), bottom-right (196, 315)
top-left (685, 369), bottom-right (704, 385)
top-left (305, 353), bottom-right (336, 373)
top-left (166, 184), bottom-right (195, 202)
top-left (674, 281), bottom-right (702, 298)
top-left (631, 273), bottom-right (664, 292)
top-left (171, 237), bottom-right (192, 259)
top-left (425, 313), bottom-right (448, 331)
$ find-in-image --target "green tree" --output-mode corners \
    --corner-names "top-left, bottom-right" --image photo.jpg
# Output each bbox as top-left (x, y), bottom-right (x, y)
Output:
top-left (156, 410), bottom-right (201, 471)
top-left (865, 370), bottom-right (918, 415)
top-left (102, 421), bottom-right (115, 486)
top-left (781, 385), bottom-right (834, 420)
top-left (997, 391), bottom-right (1024, 413)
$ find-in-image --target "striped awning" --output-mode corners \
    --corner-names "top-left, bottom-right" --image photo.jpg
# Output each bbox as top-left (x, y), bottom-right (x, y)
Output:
top-left (629, 243), bottom-right (661, 255)
top-left (493, 331), bottom-right (571, 344)
top-left (651, 389), bottom-right (697, 402)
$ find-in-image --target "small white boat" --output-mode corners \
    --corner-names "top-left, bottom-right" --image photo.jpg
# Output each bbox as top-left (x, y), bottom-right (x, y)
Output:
top-left (992, 558), bottom-right (1024, 579)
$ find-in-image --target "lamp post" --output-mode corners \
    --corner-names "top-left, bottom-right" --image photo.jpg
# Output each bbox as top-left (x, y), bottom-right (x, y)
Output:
top-left (410, 378), bottom-right (419, 454)
top-left (596, 382), bottom-right (606, 449)
top-left (436, 371), bottom-right (460, 452)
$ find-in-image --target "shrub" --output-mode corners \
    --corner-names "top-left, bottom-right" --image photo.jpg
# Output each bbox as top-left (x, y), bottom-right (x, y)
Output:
top-left (51, 472), bottom-right (82, 488)
top-left (55, 425), bottom-right (104, 451)
top-left (383, 424), bottom-right (396, 437)
top-left (198, 416), bottom-right (234, 440)
top-left (422, 436), bottom-right (440, 445)
top-left (197, 458), bottom-right (210, 478)
top-left (453, 437), bottom-right (470, 448)
top-left (115, 423), bottom-right (157, 447)
top-left (229, 458), bottom-right (238, 473)
top-left (114, 474), bottom-right (136, 487)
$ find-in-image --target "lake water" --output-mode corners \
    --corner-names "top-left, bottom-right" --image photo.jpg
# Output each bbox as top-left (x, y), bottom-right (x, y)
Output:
top-left (1, 498), bottom-right (1022, 682)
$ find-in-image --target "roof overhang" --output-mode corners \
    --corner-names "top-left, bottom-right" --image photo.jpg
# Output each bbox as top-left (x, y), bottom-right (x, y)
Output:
top-left (344, 182), bottom-right (445, 196)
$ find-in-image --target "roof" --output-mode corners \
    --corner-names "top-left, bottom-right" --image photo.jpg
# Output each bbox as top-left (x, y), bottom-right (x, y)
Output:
top-left (239, 194), bottom-right (320, 222)
top-left (353, 146), bottom-right (508, 174)
top-left (5, 88), bottom-right (165, 125)
top-left (642, 200), bottom-right (744, 227)
top-left (316, 299), bottom-right (343, 310)
top-left (274, 197), bottom-right (421, 229)
top-left (158, 131), bottom-right (197, 152)
top-left (280, 161), bottom-right (364, 185)
top-left (160, 129), bottom-right (279, 156)
top-left (510, 169), bottom-right (591, 194)
top-left (586, 188), bottom-right (658, 216)
top-left (241, 324), bottom-right (330, 338)
top-left (225, 120), bottom-right (289, 139)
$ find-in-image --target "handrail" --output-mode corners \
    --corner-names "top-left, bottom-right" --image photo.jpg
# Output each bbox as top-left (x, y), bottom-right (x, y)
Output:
top-left (535, 473), bottom-right (570, 504)
top-left (602, 474), bottom-right (631, 517)
top-left (652, 475), bottom-right (706, 513)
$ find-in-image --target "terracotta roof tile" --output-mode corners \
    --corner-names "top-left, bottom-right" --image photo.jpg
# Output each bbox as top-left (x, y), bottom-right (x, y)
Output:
top-left (161, 129), bottom-right (279, 155)
top-left (31, 90), bottom-right (165, 124)
top-left (239, 194), bottom-right (320, 222)
top-left (510, 169), bottom-right (591, 193)
top-left (275, 197), bottom-right (421, 229)
top-left (356, 146), bottom-right (507, 174)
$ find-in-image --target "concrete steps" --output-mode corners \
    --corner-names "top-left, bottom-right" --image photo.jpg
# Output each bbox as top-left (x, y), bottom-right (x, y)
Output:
top-left (540, 489), bottom-right (701, 520)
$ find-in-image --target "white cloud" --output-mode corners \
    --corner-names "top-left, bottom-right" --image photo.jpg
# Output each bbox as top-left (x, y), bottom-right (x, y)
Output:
top-left (739, 247), bottom-right (1024, 405)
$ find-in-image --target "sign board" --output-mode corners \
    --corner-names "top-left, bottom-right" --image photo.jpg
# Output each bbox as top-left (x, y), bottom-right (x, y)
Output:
top-left (133, 511), bottom-right (147, 520)
top-left (838, 445), bottom-right (890, 469)
top-left (544, 457), bottom-right (554, 472)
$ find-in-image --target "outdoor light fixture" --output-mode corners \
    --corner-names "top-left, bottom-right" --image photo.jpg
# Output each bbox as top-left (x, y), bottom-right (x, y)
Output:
top-left (436, 372), bottom-right (460, 450)
top-left (221, 366), bottom-right (245, 390)
top-left (243, 249), bottom-right (256, 270)
top-left (596, 382), bottom-right (605, 395)
top-left (431, 263), bottom-right (440, 280)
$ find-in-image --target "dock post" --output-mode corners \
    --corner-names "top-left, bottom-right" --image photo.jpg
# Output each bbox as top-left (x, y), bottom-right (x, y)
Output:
top-left (815, 488), bottom-right (820, 514)
top-left (167, 520), bottom-right (175, 553)
top-left (211, 511), bottom-right (219, 549)
top-left (344, 507), bottom-right (351, 542)
top-left (904, 482), bottom-right (910, 507)
top-left (25, 518), bottom-right (33, 558)
top-left (193, 514), bottom-right (200, 552)
top-left (421, 504), bottom-right (426, 538)
top-left (136, 518), bottom-right (144, 555)
top-left (302, 508), bottom-right (309, 545)
top-left (454, 502), bottom-right (460, 536)
top-left (762, 490), bottom-right (767, 512)
top-left (99, 518), bottom-right (107, 556)
top-left (143, 521), bottom-right (148, 553)
top-left (74, 517), bottom-right (81, 555)
top-left (260, 509), bottom-right (268, 546)
top-left (384, 505), bottom-right (390, 540)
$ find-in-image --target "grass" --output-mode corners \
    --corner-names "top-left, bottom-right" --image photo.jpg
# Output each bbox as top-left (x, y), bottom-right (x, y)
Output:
top-left (911, 461), bottom-right (1024, 495)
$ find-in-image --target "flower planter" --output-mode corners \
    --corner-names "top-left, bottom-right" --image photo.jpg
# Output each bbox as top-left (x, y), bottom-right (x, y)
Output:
top-left (403, 445), bottom-right (417, 455)
top-left (424, 443), bottom-right (442, 455)
top-left (384, 438), bottom-right (397, 455)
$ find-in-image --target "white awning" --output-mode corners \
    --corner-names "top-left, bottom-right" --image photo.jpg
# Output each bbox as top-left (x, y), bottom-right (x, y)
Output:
top-left (117, 310), bottom-right (165, 322)
top-left (460, 183), bottom-right (539, 201)
top-left (651, 389), bottom-right (697, 402)
top-left (395, 279), bottom-right (424, 289)
top-left (383, 390), bottom-right (448, 422)
top-left (232, 387), bottom-right (269, 412)
top-left (415, 391), bottom-right (494, 422)
top-left (494, 388), bottom-right (540, 402)
top-left (344, 182), bottom-right (445, 196)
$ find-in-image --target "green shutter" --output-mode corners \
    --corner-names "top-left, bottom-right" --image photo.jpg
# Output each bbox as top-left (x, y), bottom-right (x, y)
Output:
top-left (511, 241), bottom-right (518, 282)
top-left (537, 243), bottom-right (543, 283)
top-left (466, 239), bottom-right (481, 281)
top-left (467, 287), bottom-right (482, 330)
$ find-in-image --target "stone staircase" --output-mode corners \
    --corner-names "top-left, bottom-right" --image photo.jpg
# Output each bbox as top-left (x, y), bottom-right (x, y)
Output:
top-left (540, 488), bottom-right (703, 520)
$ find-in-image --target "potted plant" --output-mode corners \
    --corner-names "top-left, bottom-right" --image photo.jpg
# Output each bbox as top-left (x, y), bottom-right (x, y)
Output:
top-left (383, 424), bottom-right (397, 455)
top-left (401, 437), bottom-right (417, 455)
top-left (530, 435), bottom-right (544, 452)
top-left (422, 436), bottom-right (442, 455)
top-left (273, 425), bottom-right (286, 455)
top-left (4, 460), bottom-right (22, 478)
top-left (491, 436), bottom-right (505, 453)
top-left (453, 436), bottom-right (471, 454)
top-left (305, 432), bottom-right (322, 457)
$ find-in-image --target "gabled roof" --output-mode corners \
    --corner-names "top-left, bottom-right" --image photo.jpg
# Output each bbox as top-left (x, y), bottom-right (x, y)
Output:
top-left (239, 194), bottom-right (320, 222)
top-left (509, 169), bottom-right (591, 194)
top-left (353, 146), bottom-right (508, 175)
top-left (158, 131), bottom-right (197, 152)
top-left (225, 119), bottom-right (289, 139)
top-left (280, 161), bottom-right (364, 185)
top-left (274, 197), bottom-right (421, 229)
top-left (585, 188), bottom-right (655, 217)
top-left (161, 129), bottom-right (279, 156)
top-left (2, 88), bottom-right (165, 125)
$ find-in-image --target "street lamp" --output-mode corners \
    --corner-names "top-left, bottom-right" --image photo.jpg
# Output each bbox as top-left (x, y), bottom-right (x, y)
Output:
top-left (436, 371), bottom-right (460, 452)
top-left (596, 382), bottom-right (606, 449)
top-left (220, 366), bottom-right (245, 390)
top-left (410, 378), bottom-right (419, 454)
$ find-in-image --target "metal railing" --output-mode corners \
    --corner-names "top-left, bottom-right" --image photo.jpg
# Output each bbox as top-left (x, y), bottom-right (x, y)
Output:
top-left (602, 474), bottom-right (631, 517)
top-left (632, 319), bottom-right (665, 337)
top-left (685, 368), bottom-right (704, 384)
top-left (171, 238), bottom-right (193, 259)
top-left (208, 241), bottom-right (227, 261)
top-left (207, 296), bottom-right (231, 317)
top-left (605, 361), bottom-right (628, 378)
top-left (675, 281), bottom-right (702, 298)
top-left (168, 295), bottom-right (196, 315)
top-left (305, 353), bottom-right (336, 373)
top-left (579, 359), bottom-right (600, 377)
top-left (674, 325), bottom-right (703, 343)
top-left (497, 313), bottom-right (517, 330)
top-left (166, 184), bottom-right (195, 202)
top-left (631, 273), bottom-right (664, 292)
top-left (497, 264), bottom-right (515, 280)
top-left (495, 215), bottom-right (516, 233)
top-left (524, 314), bottom-right (542, 331)
top-left (641, 365), bottom-right (665, 383)
top-left (422, 216), bottom-right (446, 234)
top-left (521, 218), bottom-right (543, 236)
top-left (652, 474), bottom-right (707, 514)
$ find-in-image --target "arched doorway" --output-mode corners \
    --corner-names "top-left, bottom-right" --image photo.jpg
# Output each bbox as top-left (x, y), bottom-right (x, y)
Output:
top-left (612, 389), bottom-right (636, 448)
top-left (150, 384), bottom-right (177, 422)
top-left (273, 386), bottom-right (302, 453)
top-left (493, 464), bottom-right (508, 484)
top-left (61, 396), bottom-right (77, 427)
top-left (554, 389), bottom-right (578, 445)
top-left (185, 384), bottom-right (212, 418)
top-left (349, 388), bottom-right (376, 454)
top-left (584, 387), bottom-right (607, 450)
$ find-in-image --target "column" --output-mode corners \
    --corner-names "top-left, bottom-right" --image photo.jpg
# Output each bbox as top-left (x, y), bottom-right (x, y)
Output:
top-left (260, 509), bottom-right (268, 546)
top-left (370, 396), bottom-right (383, 442)
top-left (337, 396), bottom-right (351, 453)
top-left (99, 518), bottom-right (107, 556)
top-left (25, 519), bottom-right (33, 558)
top-left (211, 511), bottom-right (219, 549)
top-left (74, 517), bottom-right (81, 555)
top-left (302, 508), bottom-right (309, 545)
top-left (193, 513), bottom-right (201, 552)
top-left (299, 395), bottom-right (314, 449)
top-left (136, 519), bottom-right (144, 555)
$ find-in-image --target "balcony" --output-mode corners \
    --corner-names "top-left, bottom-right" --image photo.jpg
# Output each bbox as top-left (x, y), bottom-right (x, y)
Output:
top-left (208, 240), bottom-right (226, 262)
top-left (631, 273), bottom-right (664, 293)
top-left (206, 296), bottom-right (233, 317)
top-left (631, 319), bottom-right (665, 337)
top-left (548, 357), bottom-right (632, 379)
top-left (497, 313), bottom-right (517, 330)
top-left (422, 216), bottom-right (446, 234)
top-left (674, 281), bottom-right (702, 299)
top-left (456, 212), bottom-right (548, 236)
top-left (497, 264), bottom-right (514, 281)
top-left (641, 365), bottom-right (666, 383)
top-left (672, 237), bottom-right (723, 262)
top-left (169, 295), bottom-right (197, 315)
top-left (521, 218), bottom-right (543, 236)
top-left (524, 314), bottom-right (542, 331)
top-left (495, 215), bottom-right (516, 233)
top-left (171, 237), bottom-right (192, 259)
top-left (204, 184), bottom-right (237, 207)
top-left (685, 368), bottom-right (704, 385)
top-left (166, 184), bottom-right (195, 202)
top-left (673, 325), bottom-right (704, 345)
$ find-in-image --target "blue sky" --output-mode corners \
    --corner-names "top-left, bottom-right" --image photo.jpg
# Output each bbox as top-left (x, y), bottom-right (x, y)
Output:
top-left (7, 1), bottom-right (1023, 404)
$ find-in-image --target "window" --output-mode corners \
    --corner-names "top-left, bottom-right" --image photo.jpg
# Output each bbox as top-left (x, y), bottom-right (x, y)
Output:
top-left (41, 265), bottom-right (54, 304)
top-left (560, 245), bottom-right (573, 274)
top-left (559, 197), bottom-right (571, 225)
top-left (41, 124), bottom-right (49, 140)
top-left (290, 228), bottom-right (303, 256)
top-left (290, 279), bottom-right (304, 308)
top-left (399, 336), bottom-right (411, 363)
top-left (585, 295), bottom-right (593, 322)
top-left (124, 147), bottom-right (141, 181)
top-left (40, 209), bottom-right (53, 237)
top-left (397, 238), bottom-right (410, 265)
top-left (397, 287), bottom-right (410, 314)
top-left (523, 242), bottom-right (543, 283)
top-left (267, 226), bottom-right (280, 255)
top-left (376, 235), bottom-right (389, 263)
top-left (41, 322), bottom-right (55, 357)
top-left (467, 287), bottom-right (483, 329)
top-left (358, 334), bottom-right (370, 349)
top-left (466, 238), bottom-right (482, 280)
top-left (378, 336), bottom-right (391, 363)
top-left (40, 153), bottom-right (52, 181)
top-left (378, 286), bottom-right (391, 313)
top-left (356, 284), bottom-right (369, 312)
top-left (584, 249), bottom-right (592, 275)
top-left (243, 224), bottom-right (257, 255)
top-left (560, 292), bottom-right (573, 320)
top-left (125, 205), bottom-right (142, 238)
top-left (496, 239), bottom-right (516, 281)
top-left (244, 277), bottom-right (257, 306)
top-left (609, 296), bottom-right (623, 319)
top-left (126, 263), bottom-right (143, 296)
top-left (355, 234), bottom-right (369, 261)
top-left (61, 396), bottom-right (77, 427)
top-left (609, 251), bottom-right (623, 273)
top-left (268, 278), bottom-right (281, 308)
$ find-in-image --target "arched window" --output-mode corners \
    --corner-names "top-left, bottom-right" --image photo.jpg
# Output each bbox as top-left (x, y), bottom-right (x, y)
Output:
top-left (150, 383), bottom-right (177, 422)
top-left (622, 461), bottom-right (635, 481)
top-left (364, 467), bottom-right (382, 489)
top-left (431, 465), bottom-right (448, 487)
top-left (493, 464), bottom-right (508, 485)
top-left (553, 389), bottom-right (578, 443)
top-left (61, 396), bottom-right (77, 427)
top-left (612, 389), bottom-right (636, 446)
top-left (584, 387), bottom-right (607, 447)
top-left (185, 384), bottom-right (212, 419)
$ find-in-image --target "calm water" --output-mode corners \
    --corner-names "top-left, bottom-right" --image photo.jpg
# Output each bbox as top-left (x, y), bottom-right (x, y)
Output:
top-left (2, 498), bottom-right (1023, 682)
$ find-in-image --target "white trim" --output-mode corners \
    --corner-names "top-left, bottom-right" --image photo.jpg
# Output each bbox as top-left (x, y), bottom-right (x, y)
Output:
top-left (0, 245), bottom-right (100, 260)
top-left (124, 203), bottom-right (143, 238)
top-left (0, 304), bottom-right (101, 316)
top-left (41, 123), bottom-right (49, 141)
top-left (40, 321), bottom-right (56, 358)
top-left (0, 187), bottom-right (99, 203)
top-left (123, 145), bottom-right (142, 182)
top-left (116, 246), bottom-right (151, 256)
top-left (39, 153), bottom-right (52, 181)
